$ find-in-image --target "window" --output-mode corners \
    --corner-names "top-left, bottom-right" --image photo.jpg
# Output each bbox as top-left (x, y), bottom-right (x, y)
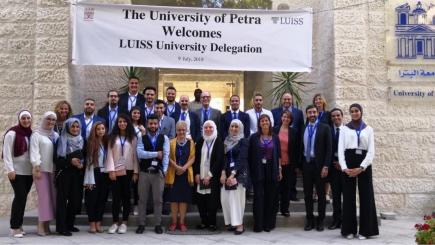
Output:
top-left (416, 40), bottom-right (424, 55)
top-left (400, 13), bottom-right (407, 25)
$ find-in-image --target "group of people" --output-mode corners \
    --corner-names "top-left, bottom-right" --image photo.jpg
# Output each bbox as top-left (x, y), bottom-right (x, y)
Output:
top-left (3, 76), bottom-right (379, 240)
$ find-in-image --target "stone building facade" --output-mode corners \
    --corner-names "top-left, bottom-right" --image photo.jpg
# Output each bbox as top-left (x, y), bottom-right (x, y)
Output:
top-left (0, 0), bottom-right (433, 217)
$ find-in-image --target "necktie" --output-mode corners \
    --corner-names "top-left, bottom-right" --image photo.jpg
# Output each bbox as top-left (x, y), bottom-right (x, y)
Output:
top-left (306, 125), bottom-right (313, 162)
top-left (335, 128), bottom-right (340, 140)
top-left (203, 109), bottom-right (208, 122)
top-left (181, 112), bottom-right (186, 121)
top-left (232, 112), bottom-right (237, 120)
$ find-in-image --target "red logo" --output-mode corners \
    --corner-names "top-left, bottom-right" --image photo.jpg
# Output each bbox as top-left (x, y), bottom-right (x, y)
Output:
top-left (84, 7), bottom-right (95, 21)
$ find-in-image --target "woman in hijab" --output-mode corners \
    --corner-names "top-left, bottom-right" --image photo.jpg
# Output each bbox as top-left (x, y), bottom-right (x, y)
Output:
top-left (55, 117), bottom-right (85, 236)
top-left (220, 119), bottom-right (248, 235)
top-left (248, 114), bottom-right (282, 233)
top-left (338, 103), bottom-right (378, 240)
top-left (3, 110), bottom-right (33, 238)
top-left (30, 111), bottom-right (59, 236)
top-left (193, 120), bottom-right (224, 231)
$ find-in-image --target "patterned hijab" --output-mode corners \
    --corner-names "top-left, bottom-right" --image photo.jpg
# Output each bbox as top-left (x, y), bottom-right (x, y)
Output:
top-left (224, 119), bottom-right (244, 153)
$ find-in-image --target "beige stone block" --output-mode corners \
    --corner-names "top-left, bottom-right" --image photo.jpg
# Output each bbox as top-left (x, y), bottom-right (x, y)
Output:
top-left (0, 116), bottom-right (19, 136)
top-left (334, 10), bottom-right (367, 25)
top-left (35, 53), bottom-right (68, 67)
top-left (0, 68), bottom-right (35, 84)
top-left (368, 39), bottom-right (385, 56)
top-left (368, 86), bottom-right (388, 100)
top-left (335, 68), bottom-right (365, 84)
top-left (0, 23), bottom-right (35, 39)
top-left (36, 7), bottom-right (69, 22)
top-left (367, 70), bottom-right (387, 84)
top-left (36, 68), bottom-right (68, 83)
top-left (336, 55), bottom-right (364, 68)
top-left (405, 194), bottom-right (435, 214)
top-left (374, 194), bottom-right (405, 211)
top-left (36, 37), bottom-right (68, 52)
top-left (0, 85), bottom-right (33, 99)
top-left (0, 7), bottom-right (35, 22)
top-left (335, 40), bottom-right (366, 55)
top-left (0, 54), bottom-right (34, 67)
top-left (368, 11), bottom-right (385, 26)
top-left (34, 84), bottom-right (67, 99)
top-left (335, 86), bottom-right (367, 100)
top-left (368, 1), bottom-right (385, 11)
top-left (0, 194), bottom-right (13, 216)
top-left (36, 22), bottom-right (68, 37)
top-left (38, 0), bottom-right (69, 7)
top-left (368, 56), bottom-right (386, 71)
top-left (335, 25), bottom-right (366, 40)
top-left (0, 0), bottom-right (34, 8)
top-left (368, 26), bottom-right (386, 40)
top-left (7, 39), bottom-right (35, 52)
top-left (33, 99), bottom-right (60, 114)
top-left (334, 0), bottom-right (366, 10)
top-left (370, 117), bottom-right (431, 132)
top-left (374, 178), bottom-right (435, 194)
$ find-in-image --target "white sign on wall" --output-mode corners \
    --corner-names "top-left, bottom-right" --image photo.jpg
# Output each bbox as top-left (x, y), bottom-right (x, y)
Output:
top-left (72, 3), bottom-right (312, 72)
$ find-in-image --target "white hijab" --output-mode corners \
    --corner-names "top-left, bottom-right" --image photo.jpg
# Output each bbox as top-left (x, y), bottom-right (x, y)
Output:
top-left (35, 111), bottom-right (57, 141)
top-left (202, 120), bottom-right (217, 143)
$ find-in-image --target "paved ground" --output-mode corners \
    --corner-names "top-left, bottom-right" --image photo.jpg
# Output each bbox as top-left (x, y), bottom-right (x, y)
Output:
top-left (0, 215), bottom-right (418, 244)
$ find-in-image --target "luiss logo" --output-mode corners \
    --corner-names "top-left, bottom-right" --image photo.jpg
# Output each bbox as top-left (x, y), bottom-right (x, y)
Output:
top-left (84, 7), bottom-right (95, 21)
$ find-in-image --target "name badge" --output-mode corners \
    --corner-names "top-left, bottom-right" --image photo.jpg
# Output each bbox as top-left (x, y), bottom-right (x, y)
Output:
top-left (151, 160), bottom-right (158, 166)
top-left (355, 149), bottom-right (362, 155)
top-left (230, 162), bottom-right (235, 168)
top-left (262, 158), bottom-right (267, 164)
top-left (334, 152), bottom-right (338, 157)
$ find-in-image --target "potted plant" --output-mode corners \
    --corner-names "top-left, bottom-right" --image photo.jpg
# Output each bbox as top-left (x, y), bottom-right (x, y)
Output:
top-left (267, 72), bottom-right (314, 107)
top-left (415, 214), bottom-right (435, 244)
top-left (118, 66), bottom-right (144, 93)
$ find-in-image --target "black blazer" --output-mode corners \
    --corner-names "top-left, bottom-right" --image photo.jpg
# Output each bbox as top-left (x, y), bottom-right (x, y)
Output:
top-left (273, 126), bottom-right (299, 167)
top-left (171, 111), bottom-right (201, 143)
top-left (219, 111), bottom-right (251, 139)
top-left (223, 138), bottom-right (248, 187)
top-left (317, 110), bottom-right (332, 127)
top-left (118, 92), bottom-right (145, 113)
top-left (300, 122), bottom-right (332, 169)
top-left (97, 104), bottom-right (127, 131)
top-left (193, 137), bottom-right (224, 191)
top-left (248, 133), bottom-right (281, 183)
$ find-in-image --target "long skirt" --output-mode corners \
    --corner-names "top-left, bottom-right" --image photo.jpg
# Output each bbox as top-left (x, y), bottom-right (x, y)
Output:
top-left (34, 171), bottom-right (56, 222)
top-left (221, 185), bottom-right (246, 226)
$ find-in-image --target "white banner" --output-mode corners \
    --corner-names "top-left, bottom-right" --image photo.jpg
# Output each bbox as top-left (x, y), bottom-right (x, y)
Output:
top-left (72, 3), bottom-right (312, 72)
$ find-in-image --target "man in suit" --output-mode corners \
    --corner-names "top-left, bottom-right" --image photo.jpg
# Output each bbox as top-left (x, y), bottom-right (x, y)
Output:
top-left (118, 76), bottom-right (145, 112)
top-left (300, 104), bottom-right (332, 232)
top-left (194, 91), bottom-right (221, 133)
top-left (219, 95), bottom-right (250, 139)
top-left (171, 95), bottom-right (200, 142)
top-left (142, 86), bottom-right (157, 121)
top-left (245, 92), bottom-right (274, 135)
top-left (164, 86), bottom-right (181, 118)
top-left (328, 108), bottom-right (344, 230)
top-left (73, 98), bottom-right (105, 141)
top-left (154, 99), bottom-right (175, 139)
top-left (97, 90), bottom-right (126, 134)
top-left (271, 92), bottom-right (304, 201)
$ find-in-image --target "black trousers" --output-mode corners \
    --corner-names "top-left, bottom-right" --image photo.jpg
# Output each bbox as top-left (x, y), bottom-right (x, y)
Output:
top-left (288, 164), bottom-right (298, 199)
top-left (279, 164), bottom-right (291, 213)
top-left (253, 181), bottom-right (278, 231)
top-left (111, 170), bottom-right (133, 222)
top-left (85, 168), bottom-right (110, 222)
top-left (329, 166), bottom-right (343, 223)
top-left (195, 192), bottom-right (218, 227)
top-left (302, 161), bottom-right (326, 220)
top-left (9, 175), bottom-right (33, 229)
top-left (56, 168), bottom-right (82, 232)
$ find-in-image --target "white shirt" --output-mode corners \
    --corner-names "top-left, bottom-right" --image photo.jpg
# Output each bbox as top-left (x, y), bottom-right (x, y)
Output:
top-left (84, 115), bottom-right (94, 139)
top-left (128, 92), bottom-right (138, 111)
top-left (245, 108), bottom-right (274, 135)
top-left (2, 131), bottom-right (32, 175)
top-left (303, 122), bottom-right (317, 158)
top-left (338, 125), bottom-right (375, 170)
top-left (30, 131), bottom-right (59, 173)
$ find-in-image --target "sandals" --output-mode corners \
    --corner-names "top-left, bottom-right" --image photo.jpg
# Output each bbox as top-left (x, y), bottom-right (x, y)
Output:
top-left (179, 224), bottom-right (187, 232)
top-left (168, 223), bottom-right (177, 232)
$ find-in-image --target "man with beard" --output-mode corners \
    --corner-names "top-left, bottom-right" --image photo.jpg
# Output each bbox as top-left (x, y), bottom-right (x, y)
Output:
top-left (219, 95), bottom-right (250, 139)
top-left (154, 99), bottom-right (176, 139)
top-left (164, 86), bottom-right (181, 118)
top-left (170, 95), bottom-right (200, 142)
top-left (73, 98), bottom-right (105, 141)
top-left (246, 93), bottom-right (274, 135)
top-left (97, 90), bottom-right (126, 134)
top-left (119, 77), bottom-right (145, 112)
top-left (300, 105), bottom-right (332, 232)
top-left (142, 86), bottom-right (156, 121)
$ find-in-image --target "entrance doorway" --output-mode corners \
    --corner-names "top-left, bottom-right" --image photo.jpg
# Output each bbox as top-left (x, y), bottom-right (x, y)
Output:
top-left (157, 69), bottom-right (244, 112)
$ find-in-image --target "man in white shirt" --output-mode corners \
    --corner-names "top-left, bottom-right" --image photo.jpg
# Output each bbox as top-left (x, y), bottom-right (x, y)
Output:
top-left (245, 92), bottom-right (274, 135)
top-left (118, 77), bottom-right (145, 112)
top-left (154, 99), bottom-right (176, 139)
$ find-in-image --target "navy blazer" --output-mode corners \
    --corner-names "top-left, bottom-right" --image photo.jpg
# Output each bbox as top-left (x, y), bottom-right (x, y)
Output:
top-left (223, 138), bottom-right (248, 187)
top-left (300, 122), bottom-right (332, 169)
top-left (97, 104), bottom-right (127, 132)
top-left (248, 133), bottom-right (281, 183)
top-left (72, 113), bottom-right (105, 140)
top-left (118, 92), bottom-right (145, 113)
top-left (171, 111), bottom-right (201, 143)
top-left (317, 110), bottom-right (332, 127)
top-left (164, 102), bottom-right (181, 118)
top-left (219, 111), bottom-right (251, 139)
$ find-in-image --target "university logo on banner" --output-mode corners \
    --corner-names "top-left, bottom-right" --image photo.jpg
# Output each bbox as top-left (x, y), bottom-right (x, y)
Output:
top-left (84, 7), bottom-right (95, 21)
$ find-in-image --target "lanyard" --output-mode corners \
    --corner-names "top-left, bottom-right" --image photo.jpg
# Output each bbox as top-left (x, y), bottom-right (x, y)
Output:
top-left (148, 134), bottom-right (157, 151)
top-left (316, 112), bottom-right (324, 124)
top-left (109, 109), bottom-right (117, 130)
top-left (145, 105), bottom-right (154, 118)
top-left (355, 124), bottom-right (364, 147)
top-left (119, 136), bottom-right (126, 157)
top-left (205, 139), bottom-right (215, 160)
top-left (255, 110), bottom-right (262, 121)
top-left (261, 136), bottom-right (272, 159)
top-left (167, 104), bottom-right (175, 115)
top-left (129, 96), bottom-right (136, 110)
top-left (308, 123), bottom-right (317, 147)
top-left (99, 144), bottom-right (106, 167)
top-left (181, 111), bottom-right (187, 121)
top-left (85, 116), bottom-right (93, 136)
top-left (176, 141), bottom-right (186, 161)
top-left (229, 148), bottom-right (234, 163)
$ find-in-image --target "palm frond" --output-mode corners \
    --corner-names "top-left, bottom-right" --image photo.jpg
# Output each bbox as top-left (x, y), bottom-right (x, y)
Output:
top-left (267, 72), bottom-right (315, 107)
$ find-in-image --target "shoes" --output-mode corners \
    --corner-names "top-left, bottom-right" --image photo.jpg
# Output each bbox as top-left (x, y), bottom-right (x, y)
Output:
top-left (325, 195), bottom-right (331, 204)
top-left (108, 224), bottom-right (118, 234)
top-left (281, 212), bottom-right (290, 217)
top-left (70, 227), bottom-right (80, 232)
top-left (168, 223), bottom-right (177, 232)
top-left (154, 225), bottom-right (163, 234)
top-left (59, 231), bottom-right (72, 236)
top-left (88, 230), bottom-right (96, 234)
top-left (118, 224), bottom-right (127, 234)
top-left (346, 234), bottom-right (354, 239)
top-left (263, 228), bottom-right (271, 232)
top-left (316, 219), bottom-right (324, 231)
top-left (11, 229), bottom-right (24, 238)
top-left (358, 235), bottom-right (367, 240)
top-left (135, 225), bottom-right (145, 234)
top-left (196, 224), bottom-right (208, 230)
top-left (253, 228), bottom-right (262, 233)
top-left (234, 227), bottom-right (245, 235)
top-left (208, 225), bottom-right (217, 231)
top-left (226, 225), bottom-right (236, 232)
top-left (96, 228), bottom-right (104, 233)
top-left (179, 224), bottom-right (187, 232)
top-left (328, 221), bottom-right (341, 230)
top-left (304, 219), bottom-right (315, 231)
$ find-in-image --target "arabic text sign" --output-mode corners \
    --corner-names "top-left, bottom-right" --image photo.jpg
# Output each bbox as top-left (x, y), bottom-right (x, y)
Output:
top-left (72, 3), bottom-right (313, 72)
